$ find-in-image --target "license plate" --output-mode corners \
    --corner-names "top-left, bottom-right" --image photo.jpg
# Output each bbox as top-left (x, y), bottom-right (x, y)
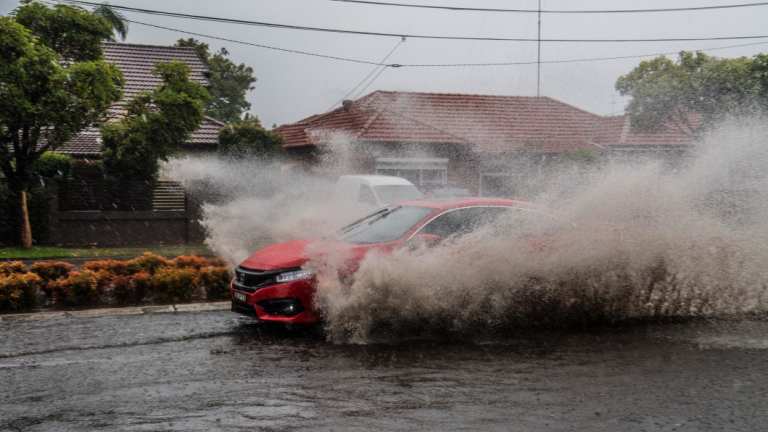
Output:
top-left (234, 292), bottom-right (247, 302)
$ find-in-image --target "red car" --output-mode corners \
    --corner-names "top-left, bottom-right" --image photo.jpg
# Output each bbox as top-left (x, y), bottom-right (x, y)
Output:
top-left (230, 198), bottom-right (535, 324)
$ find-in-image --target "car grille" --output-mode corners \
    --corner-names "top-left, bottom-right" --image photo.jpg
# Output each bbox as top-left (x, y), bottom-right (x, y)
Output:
top-left (233, 267), bottom-right (296, 292)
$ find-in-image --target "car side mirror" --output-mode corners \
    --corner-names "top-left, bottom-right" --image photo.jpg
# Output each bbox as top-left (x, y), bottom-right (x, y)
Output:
top-left (408, 233), bottom-right (443, 249)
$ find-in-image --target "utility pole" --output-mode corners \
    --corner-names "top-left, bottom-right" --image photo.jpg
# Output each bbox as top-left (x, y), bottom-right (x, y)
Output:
top-left (537, 0), bottom-right (542, 97)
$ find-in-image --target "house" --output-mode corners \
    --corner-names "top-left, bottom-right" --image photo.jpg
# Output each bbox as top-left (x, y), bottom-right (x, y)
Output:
top-left (48, 42), bottom-right (226, 246)
top-left (275, 90), bottom-right (694, 197)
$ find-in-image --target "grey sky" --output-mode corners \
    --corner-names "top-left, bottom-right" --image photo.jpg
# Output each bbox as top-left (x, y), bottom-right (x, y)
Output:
top-left (2, 0), bottom-right (767, 127)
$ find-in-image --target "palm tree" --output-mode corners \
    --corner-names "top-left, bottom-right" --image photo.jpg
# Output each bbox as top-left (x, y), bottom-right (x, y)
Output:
top-left (93, 3), bottom-right (128, 41)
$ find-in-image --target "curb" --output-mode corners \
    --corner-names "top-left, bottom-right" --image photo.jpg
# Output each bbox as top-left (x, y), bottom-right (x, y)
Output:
top-left (0, 301), bottom-right (230, 322)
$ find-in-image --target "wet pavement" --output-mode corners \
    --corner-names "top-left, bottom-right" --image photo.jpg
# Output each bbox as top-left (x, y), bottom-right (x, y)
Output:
top-left (1, 311), bottom-right (767, 431)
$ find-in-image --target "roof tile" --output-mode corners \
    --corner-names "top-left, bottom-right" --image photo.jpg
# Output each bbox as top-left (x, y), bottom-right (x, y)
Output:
top-left (60, 42), bottom-right (222, 157)
top-left (276, 90), bottom-right (694, 153)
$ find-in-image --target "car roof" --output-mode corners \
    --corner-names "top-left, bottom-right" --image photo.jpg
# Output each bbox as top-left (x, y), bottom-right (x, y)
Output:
top-left (338, 175), bottom-right (416, 186)
top-left (398, 197), bottom-right (534, 211)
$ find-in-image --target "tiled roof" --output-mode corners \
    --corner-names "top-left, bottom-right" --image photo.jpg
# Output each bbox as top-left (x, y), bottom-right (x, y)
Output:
top-left (276, 91), bottom-right (606, 153)
top-left (593, 115), bottom-right (696, 148)
top-left (61, 43), bottom-right (221, 157)
top-left (188, 117), bottom-right (227, 146)
top-left (103, 42), bottom-right (208, 100)
top-left (276, 90), bottom-right (695, 153)
top-left (57, 130), bottom-right (102, 157)
top-left (57, 117), bottom-right (225, 156)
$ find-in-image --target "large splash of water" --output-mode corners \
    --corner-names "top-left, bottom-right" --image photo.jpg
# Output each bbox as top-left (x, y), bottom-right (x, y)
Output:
top-left (311, 119), bottom-right (768, 342)
top-left (166, 119), bottom-right (768, 343)
top-left (163, 133), bottom-right (370, 265)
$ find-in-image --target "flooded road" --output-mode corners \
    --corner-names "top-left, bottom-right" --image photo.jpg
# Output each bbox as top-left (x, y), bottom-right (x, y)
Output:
top-left (1, 311), bottom-right (767, 431)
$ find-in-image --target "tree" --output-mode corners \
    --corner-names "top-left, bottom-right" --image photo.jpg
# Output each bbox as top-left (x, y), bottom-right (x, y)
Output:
top-left (616, 51), bottom-right (761, 137)
top-left (0, 4), bottom-right (123, 248)
top-left (93, 3), bottom-right (129, 41)
top-left (102, 62), bottom-right (209, 182)
top-left (218, 116), bottom-right (283, 158)
top-left (175, 38), bottom-right (257, 122)
top-left (13, 1), bottom-right (114, 61)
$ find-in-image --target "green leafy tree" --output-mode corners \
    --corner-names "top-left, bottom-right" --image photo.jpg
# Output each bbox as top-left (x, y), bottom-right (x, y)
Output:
top-left (0, 4), bottom-right (123, 248)
top-left (93, 3), bottom-right (129, 40)
top-left (616, 51), bottom-right (761, 137)
top-left (175, 38), bottom-right (256, 122)
top-left (102, 62), bottom-right (209, 182)
top-left (749, 53), bottom-right (768, 105)
top-left (13, 1), bottom-right (114, 61)
top-left (218, 116), bottom-right (283, 158)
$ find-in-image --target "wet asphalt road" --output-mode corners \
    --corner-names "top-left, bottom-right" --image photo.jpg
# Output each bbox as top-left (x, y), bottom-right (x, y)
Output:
top-left (1, 311), bottom-right (767, 431)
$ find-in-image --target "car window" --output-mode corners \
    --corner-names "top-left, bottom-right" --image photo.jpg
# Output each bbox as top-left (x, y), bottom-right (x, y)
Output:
top-left (340, 205), bottom-right (433, 244)
top-left (358, 185), bottom-right (377, 205)
top-left (421, 207), bottom-right (513, 238)
top-left (373, 185), bottom-right (424, 204)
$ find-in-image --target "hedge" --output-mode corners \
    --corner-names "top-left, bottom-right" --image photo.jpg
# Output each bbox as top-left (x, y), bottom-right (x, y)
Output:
top-left (0, 253), bottom-right (232, 312)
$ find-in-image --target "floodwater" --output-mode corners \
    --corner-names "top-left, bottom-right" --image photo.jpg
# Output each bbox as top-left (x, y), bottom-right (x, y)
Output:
top-left (1, 311), bottom-right (767, 431)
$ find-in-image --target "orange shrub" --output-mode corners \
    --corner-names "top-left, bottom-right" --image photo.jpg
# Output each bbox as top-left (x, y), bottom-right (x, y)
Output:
top-left (206, 257), bottom-right (227, 267)
top-left (150, 267), bottom-right (201, 303)
top-left (0, 272), bottom-right (42, 311)
top-left (51, 271), bottom-right (99, 306)
top-left (171, 255), bottom-right (213, 269)
top-left (111, 271), bottom-right (151, 305)
top-left (196, 266), bottom-right (232, 300)
top-left (132, 271), bottom-right (152, 294)
top-left (29, 261), bottom-right (75, 282)
top-left (0, 261), bottom-right (27, 276)
top-left (93, 269), bottom-right (114, 291)
top-left (111, 275), bottom-right (133, 305)
top-left (83, 259), bottom-right (132, 276)
top-left (127, 252), bottom-right (170, 274)
top-left (2, 254), bottom-right (228, 309)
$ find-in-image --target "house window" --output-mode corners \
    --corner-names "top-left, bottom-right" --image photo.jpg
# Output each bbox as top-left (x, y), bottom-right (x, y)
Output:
top-left (375, 157), bottom-right (448, 189)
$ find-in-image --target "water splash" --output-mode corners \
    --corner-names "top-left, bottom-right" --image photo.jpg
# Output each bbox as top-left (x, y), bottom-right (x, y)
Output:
top-left (162, 132), bottom-right (370, 265)
top-left (313, 118), bottom-right (768, 343)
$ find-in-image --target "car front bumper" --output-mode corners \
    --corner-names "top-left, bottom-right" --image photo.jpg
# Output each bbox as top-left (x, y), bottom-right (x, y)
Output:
top-left (230, 278), bottom-right (319, 324)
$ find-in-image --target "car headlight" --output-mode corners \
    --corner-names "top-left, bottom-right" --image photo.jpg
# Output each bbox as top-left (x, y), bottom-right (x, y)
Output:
top-left (275, 268), bottom-right (315, 283)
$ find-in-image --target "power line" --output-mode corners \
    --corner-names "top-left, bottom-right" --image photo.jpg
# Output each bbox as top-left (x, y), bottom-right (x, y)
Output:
top-left (125, 19), bottom-right (386, 66)
top-left (402, 41), bottom-right (768, 67)
top-left (354, 62), bottom-right (391, 99)
top-left (330, 0), bottom-right (768, 14)
top-left (330, 38), bottom-right (405, 111)
top-left (123, 17), bottom-right (768, 69)
top-left (59, 0), bottom-right (768, 43)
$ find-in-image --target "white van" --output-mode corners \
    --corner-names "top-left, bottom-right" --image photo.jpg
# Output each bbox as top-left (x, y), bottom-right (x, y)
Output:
top-left (335, 175), bottom-right (424, 208)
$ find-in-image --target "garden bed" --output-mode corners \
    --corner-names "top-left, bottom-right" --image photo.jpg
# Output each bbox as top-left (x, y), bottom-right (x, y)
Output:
top-left (0, 253), bottom-right (231, 313)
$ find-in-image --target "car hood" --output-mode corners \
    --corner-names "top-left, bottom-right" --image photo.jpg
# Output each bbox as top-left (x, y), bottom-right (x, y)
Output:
top-left (238, 239), bottom-right (358, 271)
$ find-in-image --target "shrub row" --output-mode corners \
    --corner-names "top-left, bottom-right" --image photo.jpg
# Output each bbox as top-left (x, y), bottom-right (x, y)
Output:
top-left (0, 253), bottom-right (231, 312)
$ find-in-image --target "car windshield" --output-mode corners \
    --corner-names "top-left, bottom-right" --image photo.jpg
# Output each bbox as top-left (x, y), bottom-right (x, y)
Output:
top-left (373, 185), bottom-right (424, 204)
top-left (339, 205), bottom-right (433, 244)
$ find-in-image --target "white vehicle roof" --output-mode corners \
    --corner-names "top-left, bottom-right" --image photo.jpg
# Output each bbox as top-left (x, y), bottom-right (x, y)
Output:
top-left (337, 175), bottom-right (416, 187)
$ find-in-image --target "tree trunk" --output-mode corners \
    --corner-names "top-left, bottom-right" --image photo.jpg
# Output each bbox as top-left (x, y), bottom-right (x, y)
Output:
top-left (19, 189), bottom-right (33, 249)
